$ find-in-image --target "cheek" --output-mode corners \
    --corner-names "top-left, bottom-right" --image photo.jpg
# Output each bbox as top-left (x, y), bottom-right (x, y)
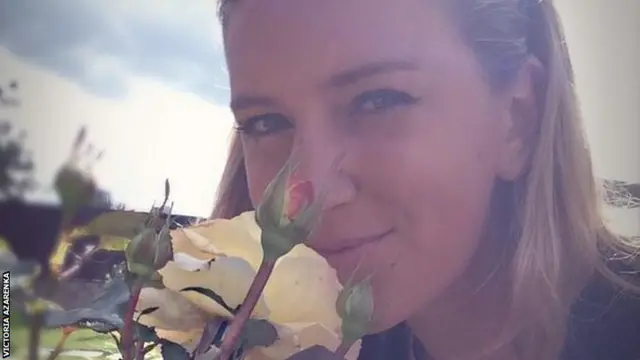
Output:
top-left (368, 168), bottom-right (496, 331)
top-left (361, 107), bottom-right (502, 329)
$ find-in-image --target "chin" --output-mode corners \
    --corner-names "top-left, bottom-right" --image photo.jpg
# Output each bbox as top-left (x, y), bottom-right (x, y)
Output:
top-left (366, 274), bottom-right (433, 335)
top-left (363, 283), bottom-right (411, 333)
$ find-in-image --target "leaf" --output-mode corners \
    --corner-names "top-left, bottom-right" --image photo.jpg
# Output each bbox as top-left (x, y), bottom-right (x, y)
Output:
top-left (0, 237), bottom-right (13, 252)
top-left (240, 319), bottom-right (279, 350)
top-left (98, 235), bottom-right (130, 251)
top-left (128, 262), bottom-right (156, 279)
top-left (179, 286), bottom-right (235, 314)
top-left (84, 211), bottom-right (150, 239)
top-left (75, 319), bottom-right (120, 333)
top-left (164, 179), bottom-right (171, 202)
top-left (73, 126), bottom-right (87, 151)
top-left (134, 322), bottom-right (159, 343)
top-left (144, 277), bottom-right (166, 290)
top-left (194, 319), bottom-right (227, 354)
top-left (160, 339), bottom-right (191, 360)
top-left (54, 165), bottom-right (96, 217)
top-left (45, 278), bottom-right (130, 332)
top-left (21, 297), bottom-right (62, 318)
top-left (48, 239), bottom-right (74, 275)
top-left (88, 277), bottom-right (131, 310)
top-left (46, 308), bottom-right (122, 333)
top-left (139, 306), bottom-right (160, 317)
top-left (193, 346), bottom-right (221, 360)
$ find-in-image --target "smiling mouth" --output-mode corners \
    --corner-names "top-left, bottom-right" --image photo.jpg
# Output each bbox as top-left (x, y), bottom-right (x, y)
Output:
top-left (314, 228), bottom-right (394, 258)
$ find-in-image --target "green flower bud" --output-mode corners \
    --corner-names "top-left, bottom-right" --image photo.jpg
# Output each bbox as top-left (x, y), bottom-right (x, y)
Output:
top-left (256, 160), bottom-right (322, 262)
top-left (154, 225), bottom-right (174, 269)
top-left (255, 160), bottom-right (295, 229)
top-left (125, 184), bottom-right (174, 279)
top-left (336, 276), bottom-right (375, 345)
top-left (125, 222), bottom-right (173, 276)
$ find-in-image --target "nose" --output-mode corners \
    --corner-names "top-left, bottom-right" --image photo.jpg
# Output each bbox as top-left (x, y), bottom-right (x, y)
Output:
top-left (291, 130), bottom-right (357, 212)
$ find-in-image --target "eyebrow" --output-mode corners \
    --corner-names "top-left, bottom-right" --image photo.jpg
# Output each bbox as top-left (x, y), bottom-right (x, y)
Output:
top-left (327, 60), bottom-right (420, 88)
top-left (229, 60), bottom-right (420, 111)
top-left (230, 95), bottom-right (276, 112)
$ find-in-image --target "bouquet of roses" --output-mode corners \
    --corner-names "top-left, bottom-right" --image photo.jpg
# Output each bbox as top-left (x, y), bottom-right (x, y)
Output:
top-left (1, 129), bottom-right (372, 360)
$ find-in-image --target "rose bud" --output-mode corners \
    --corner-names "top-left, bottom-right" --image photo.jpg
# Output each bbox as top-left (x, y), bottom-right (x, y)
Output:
top-left (256, 161), bottom-right (322, 262)
top-left (336, 277), bottom-right (374, 346)
top-left (125, 215), bottom-right (174, 276)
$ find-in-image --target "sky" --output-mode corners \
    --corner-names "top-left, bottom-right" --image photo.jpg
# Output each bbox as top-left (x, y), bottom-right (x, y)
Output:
top-left (0, 0), bottom-right (638, 232)
top-left (0, 0), bottom-right (235, 216)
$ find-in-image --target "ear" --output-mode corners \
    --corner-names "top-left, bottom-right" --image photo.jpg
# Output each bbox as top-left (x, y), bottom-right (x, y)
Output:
top-left (495, 56), bottom-right (544, 181)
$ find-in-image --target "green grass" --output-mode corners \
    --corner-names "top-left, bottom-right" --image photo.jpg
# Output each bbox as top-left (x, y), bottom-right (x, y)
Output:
top-left (10, 324), bottom-right (121, 359)
top-left (10, 316), bottom-right (162, 360)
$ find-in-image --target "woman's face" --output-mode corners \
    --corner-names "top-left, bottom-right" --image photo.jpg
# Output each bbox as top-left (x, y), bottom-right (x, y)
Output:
top-left (225, 0), bottom-right (528, 331)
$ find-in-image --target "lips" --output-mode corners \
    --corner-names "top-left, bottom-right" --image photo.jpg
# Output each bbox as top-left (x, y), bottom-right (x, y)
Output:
top-left (312, 228), bottom-right (394, 271)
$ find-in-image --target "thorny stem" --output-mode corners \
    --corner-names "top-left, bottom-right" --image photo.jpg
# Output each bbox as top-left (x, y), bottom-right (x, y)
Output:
top-left (194, 319), bottom-right (223, 355)
top-left (135, 336), bottom-right (144, 360)
top-left (215, 260), bottom-right (276, 360)
top-left (121, 282), bottom-right (143, 360)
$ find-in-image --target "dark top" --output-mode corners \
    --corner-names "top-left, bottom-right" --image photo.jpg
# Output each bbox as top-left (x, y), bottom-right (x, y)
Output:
top-left (358, 272), bottom-right (640, 360)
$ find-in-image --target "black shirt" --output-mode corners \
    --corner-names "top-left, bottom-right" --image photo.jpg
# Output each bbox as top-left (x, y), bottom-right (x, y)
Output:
top-left (357, 273), bottom-right (640, 360)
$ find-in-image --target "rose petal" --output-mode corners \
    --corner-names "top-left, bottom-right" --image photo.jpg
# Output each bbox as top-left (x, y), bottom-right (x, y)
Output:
top-left (285, 180), bottom-right (314, 220)
top-left (235, 211), bottom-right (263, 242)
top-left (171, 211), bottom-right (263, 269)
top-left (173, 252), bottom-right (211, 271)
top-left (286, 244), bottom-right (324, 259)
top-left (160, 256), bottom-right (270, 319)
top-left (264, 255), bottom-right (341, 331)
top-left (170, 228), bottom-right (214, 261)
top-left (136, 287), bottom-right (206, 331)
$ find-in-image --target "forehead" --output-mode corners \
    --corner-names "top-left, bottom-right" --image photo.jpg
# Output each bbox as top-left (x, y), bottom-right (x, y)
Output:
top-left (223, 0), bottom-right (465, 90)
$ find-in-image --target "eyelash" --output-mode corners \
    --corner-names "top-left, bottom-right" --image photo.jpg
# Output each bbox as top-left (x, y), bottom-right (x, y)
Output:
top-left (235, 113), bottom-right (293, 137)
top-left (348, 88), bottom-right (419, 116)
top-left (236, 88), bottom-right (418, 137)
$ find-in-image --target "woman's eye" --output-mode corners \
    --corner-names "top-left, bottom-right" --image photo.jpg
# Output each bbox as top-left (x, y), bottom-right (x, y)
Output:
top-left (236, 113), bottom-right (293, 137)
top-left (349, 89), bottom-right (418, 115)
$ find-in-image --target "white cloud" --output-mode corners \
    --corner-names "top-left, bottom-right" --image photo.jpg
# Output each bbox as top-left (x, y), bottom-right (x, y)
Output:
top-left (0, 0), bottom-right (229, 103)
top-left (107, 0), bottom-right (223, 43)
top-left (1, 47), bottom-right (235, 216)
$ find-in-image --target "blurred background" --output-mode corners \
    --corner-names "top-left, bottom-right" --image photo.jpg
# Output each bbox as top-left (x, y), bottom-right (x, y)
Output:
top-left (0, 0), bottom-right (233, 218)
top-left (0, 0), bottom-right (638, 230)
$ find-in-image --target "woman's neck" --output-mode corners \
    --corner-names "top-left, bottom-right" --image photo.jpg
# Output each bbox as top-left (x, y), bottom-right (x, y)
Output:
top-left (407, 239), bottom-right (518, 360)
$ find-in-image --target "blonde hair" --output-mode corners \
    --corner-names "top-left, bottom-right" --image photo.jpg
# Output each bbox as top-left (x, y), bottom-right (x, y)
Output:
top-left (213, 0), bottom-right (639, 359)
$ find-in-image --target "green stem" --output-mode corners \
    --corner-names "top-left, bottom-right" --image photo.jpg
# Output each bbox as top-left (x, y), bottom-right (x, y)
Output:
top-left (28, 313), bottom-right (45, 360)
top-left (134, 337), bottom-right (144, 360)
top-left (216, 260), bottom-right (275, 360)
top-left (121, 283), bottom-right (142, 360)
